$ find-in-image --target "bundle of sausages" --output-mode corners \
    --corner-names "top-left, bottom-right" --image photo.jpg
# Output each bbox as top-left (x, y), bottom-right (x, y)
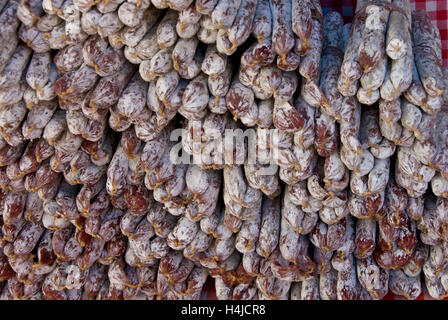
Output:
top-left (0, 0), bottom-right (446, 300)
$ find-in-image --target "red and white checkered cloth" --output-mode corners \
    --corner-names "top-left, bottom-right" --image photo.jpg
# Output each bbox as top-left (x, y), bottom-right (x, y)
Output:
top-left (321, 0), bottom-right (448, 67)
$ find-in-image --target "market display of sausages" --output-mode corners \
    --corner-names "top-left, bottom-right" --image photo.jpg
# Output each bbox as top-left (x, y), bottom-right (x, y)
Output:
top-left (0, 0), bottom-right (446, 300)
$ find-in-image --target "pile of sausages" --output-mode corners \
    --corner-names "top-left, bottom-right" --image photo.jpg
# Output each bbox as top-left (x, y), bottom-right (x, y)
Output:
top-left (0, 0), bottom-right (446, 300)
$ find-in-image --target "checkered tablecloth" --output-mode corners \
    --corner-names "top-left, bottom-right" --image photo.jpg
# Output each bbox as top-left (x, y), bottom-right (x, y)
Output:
top-left (321, 0), bottom-right (448, 67)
